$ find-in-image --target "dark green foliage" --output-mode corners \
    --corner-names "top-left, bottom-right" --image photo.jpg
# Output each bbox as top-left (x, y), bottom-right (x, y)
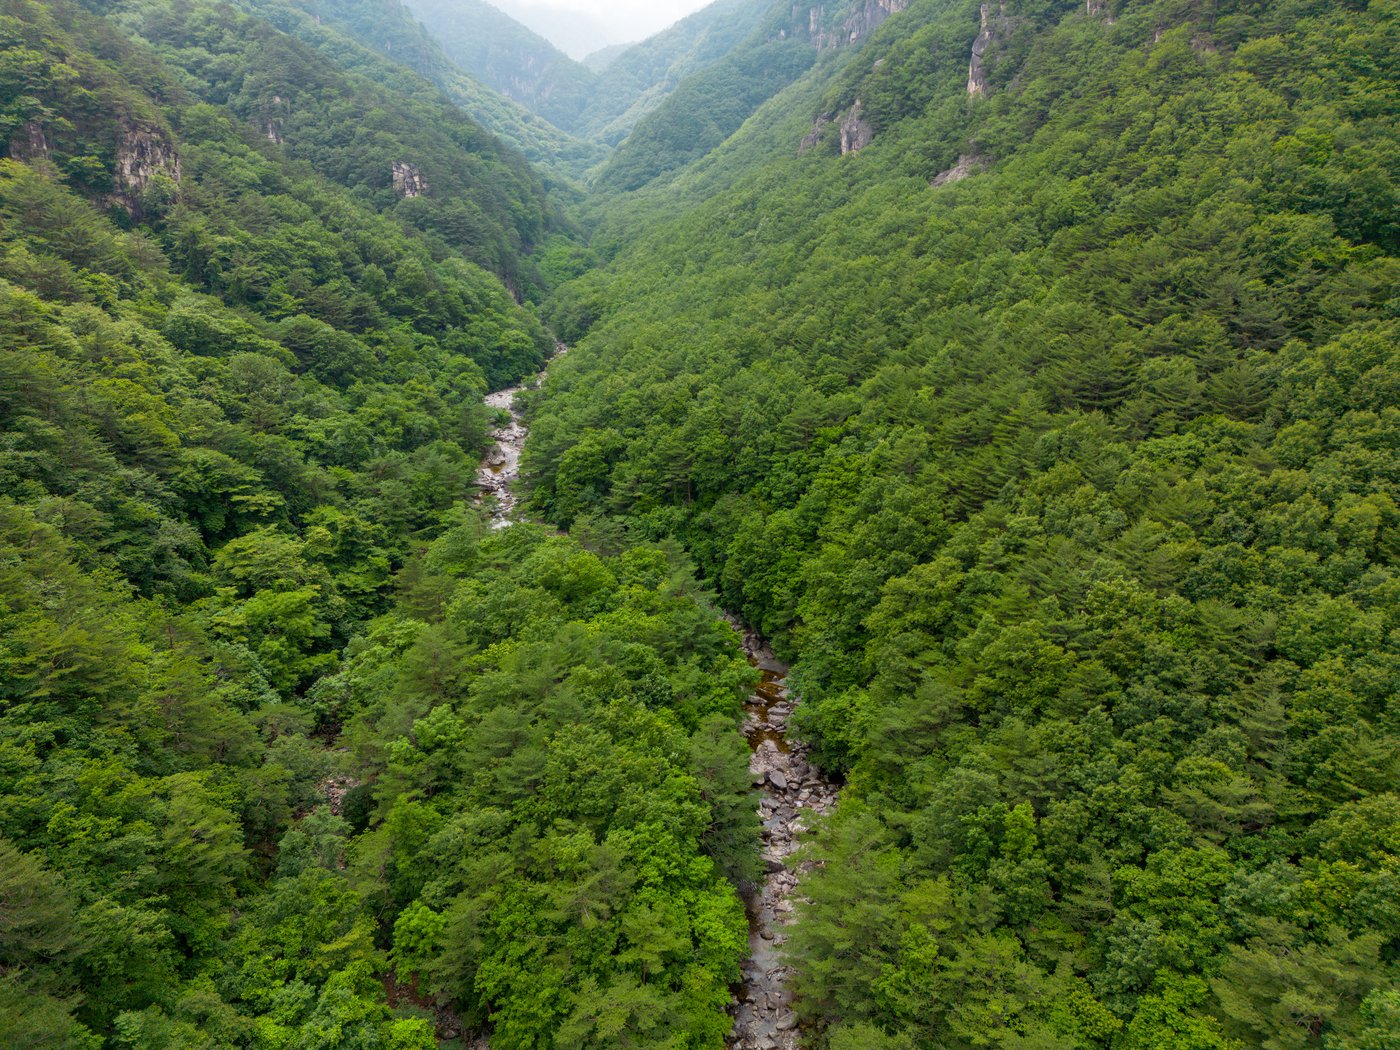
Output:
top-left (0, 0), bottom-right (761, 1044)
top-left (527, 0), bottom-right (1400, 1044)
top-left (5, 0), bottom-right (1400, 1044)
top-left (239, 0), bottom-right (608, 184)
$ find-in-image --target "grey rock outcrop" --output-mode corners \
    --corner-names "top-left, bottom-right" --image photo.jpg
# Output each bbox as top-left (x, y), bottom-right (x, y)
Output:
top-left (113, 120), bottom-right (181, 217)
top-left (263, 94), bottom-right (286, 144)
top-left (1087, 0), bottom-right (1114, 20)
top-left (967, 2), bottom-right (1010, 97)
top-left (8, 120), bottom-right (50, 161)
top-left (839, 100), bottom-right (873, 154)
top-left (931, 152), bottom-right (989, 186)
top-left (798, 113), bottom-right (833, 154)
top-left (834, 0), bottom-right (908, 47)
top-left (801, 0), bottom-right (908, 50)
top-left (392, 161), bottom-right (429, 198)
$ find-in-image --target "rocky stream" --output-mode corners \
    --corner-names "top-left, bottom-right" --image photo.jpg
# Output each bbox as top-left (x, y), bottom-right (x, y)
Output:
top-left (728, 625), bottom-right (839, 1050)
top-left (474, 344), bottom-right (565, 527)
top-left (474, 351), bottom-right (839, 1049)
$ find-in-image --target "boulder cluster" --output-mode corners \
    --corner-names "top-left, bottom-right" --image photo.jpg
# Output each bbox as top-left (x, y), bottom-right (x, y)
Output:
top-left (729, 628), bottom-right (839, 1050)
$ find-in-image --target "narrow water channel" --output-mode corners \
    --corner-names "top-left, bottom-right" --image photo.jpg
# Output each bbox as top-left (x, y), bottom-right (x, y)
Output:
top-left (727, 622), bottom-right (838, 1050)
top-left (474, 350), bottom-right (838, 1049)
top-left (475, 343), bottom-right (564, 526)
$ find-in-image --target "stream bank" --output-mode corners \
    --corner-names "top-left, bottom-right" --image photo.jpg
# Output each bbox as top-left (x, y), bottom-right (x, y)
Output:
top-left (473, 352), bottom-right (839, 1049)
top-left (727, 623), bottom-right (838, 1050)
top-left (475, 342), bottom-right (565, 526)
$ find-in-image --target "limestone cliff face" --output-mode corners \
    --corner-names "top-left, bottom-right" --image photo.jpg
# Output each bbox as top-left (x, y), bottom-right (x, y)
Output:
top-left (8, 120), bottom-right (50, 161)
top-left (113, 120), bottom-right (181, 218)
top-left (392, 161), bottom-right (429, 198)
top-left (967, 2), bottom-right (1010, 97)
top-left (797, 0), bottom-right (909, 50)
top-left (1087, 0), bottom-right (1115, 21)
top-left (839, 100), bottom-right (873, 154)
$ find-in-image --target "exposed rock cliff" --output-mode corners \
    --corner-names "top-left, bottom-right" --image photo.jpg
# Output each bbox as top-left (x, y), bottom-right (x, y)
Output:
top-left (832, 0), bottom-right (908, 47)
top-left (8, 120), bottom-right (50, 161)
top-left (391, 161), bottom-right (429, 198)
top-left (967, 2), bottom-right (1010, 97)
top-left (931, 152), bottom-right (989, 186)
top-left (113, 120), bottom-right (181, 218)
top-left (261, 94), bottom-right (286, 145)
top-left (838, 100), bottom-right (873, 154)
top-left (799, 0), bottom-right (909, 50)
top-left (798, 113), bottom-right (834, 154)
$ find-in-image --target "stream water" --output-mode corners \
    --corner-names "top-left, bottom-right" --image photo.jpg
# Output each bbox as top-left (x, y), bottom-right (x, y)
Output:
top-left (474, 343), bottom-right (564, 526)
top-left (474, 350), bottom-right (838, 1049)
top-left (728, 623), bottom-right (838, 1050)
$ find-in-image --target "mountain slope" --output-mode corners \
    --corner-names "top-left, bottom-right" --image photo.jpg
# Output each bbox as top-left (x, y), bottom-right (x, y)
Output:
top-left (404, 0), bottom-right (598, 132)
top-left (239, 0), bottom-right (608, 182)
top-left (531, 0), bottom-right (1400, 1044)
top-left (100, 0), bottom-right (555, 294)
top-left (0, 1), bottom-right (757, 1046)
top-left (581, 41), bottom-right (630, 72)
top-left (594, 0), bottom-right (912, 190)
top-left (5, 0), bottom-right (1399, 1045)
top-left (575, 0), bottom-right (773, 144)
top-left (404, 0), bottom-right (779, 153)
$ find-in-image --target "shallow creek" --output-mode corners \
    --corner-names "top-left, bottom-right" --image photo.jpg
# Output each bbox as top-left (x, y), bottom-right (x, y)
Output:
top-left (474, 342), bottom-right (565, 526)
top-left (727, 621), bottom-right (838, 1050)
top-left (474, 350), bottom-right (838, 1049)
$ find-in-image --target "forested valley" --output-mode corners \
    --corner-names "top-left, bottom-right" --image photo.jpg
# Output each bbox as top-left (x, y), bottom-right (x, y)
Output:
top-left (1, 0), bottom-right (1397, 1049)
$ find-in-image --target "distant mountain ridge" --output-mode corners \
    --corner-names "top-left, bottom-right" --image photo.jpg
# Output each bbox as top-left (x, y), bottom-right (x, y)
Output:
top-left (575, 0), bottom-right (773, 145)
top-left (581, 41), bottom-right (631, 72)
top-left (404, 0), bottom-right (598, 131)
top-left (492, 0), bottom-right (623, 59)
top-left (244, 0), bottom-right (606, 182)
top-left (594, 0), bottom-right (912, 189)
top-left (404, 0), bottom-right (777, 148)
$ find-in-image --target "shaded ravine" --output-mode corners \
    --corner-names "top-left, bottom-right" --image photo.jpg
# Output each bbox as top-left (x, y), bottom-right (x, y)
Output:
top-left (727, 622), bottom-right (838, 1050)
top-left (473, 347), bottom-right (839, 1049)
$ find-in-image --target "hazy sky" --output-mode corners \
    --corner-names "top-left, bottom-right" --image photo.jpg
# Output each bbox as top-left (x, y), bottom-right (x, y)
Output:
top-left (492, 0), bottom-right (715, 57)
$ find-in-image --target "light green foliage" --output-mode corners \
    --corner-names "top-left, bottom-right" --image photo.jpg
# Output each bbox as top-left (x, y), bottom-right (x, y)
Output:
top-left (0, 0), bottom-right (699, 1043)
top-left (331, 524), bottom-right (758, 1046)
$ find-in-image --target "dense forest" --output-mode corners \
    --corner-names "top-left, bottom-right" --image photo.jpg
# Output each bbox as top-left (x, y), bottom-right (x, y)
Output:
top-left (0, 0), bottom-right (754, 1044)
top-left (2, 0), bottom-right (1397, 1047)
top-left (533, 0), bottom-right (1400, 1046)
top-left (223, 0), bottom-right (609, 184)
